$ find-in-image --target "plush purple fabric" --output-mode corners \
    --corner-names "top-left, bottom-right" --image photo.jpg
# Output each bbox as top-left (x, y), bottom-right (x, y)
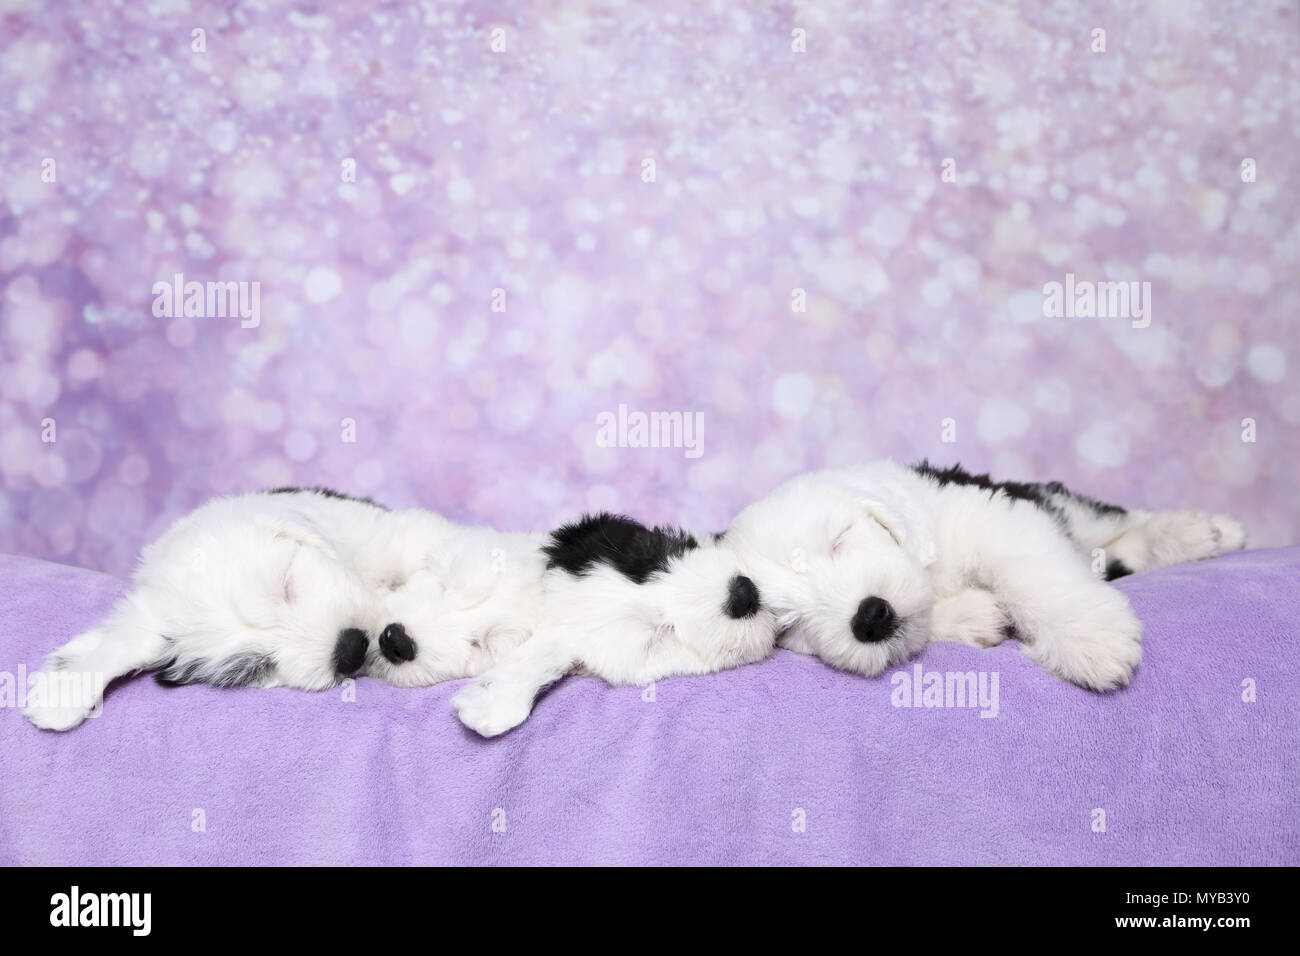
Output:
top-left (1, 548), bottom-right (1296, 866)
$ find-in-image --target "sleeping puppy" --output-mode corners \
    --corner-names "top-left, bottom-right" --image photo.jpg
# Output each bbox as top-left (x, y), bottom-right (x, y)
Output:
top-left (723, 460), bottom-right (1246, 691)
top-left (362, 522), bottom-right (547, 690)
top-left (359, 512), bottom-right (775, 733)
top-left (445, 513), bottom-right (777, 737)
top-left (24, 494), bottom-right (774, 737)
top-left (22, 487), bottom-right (545, 731)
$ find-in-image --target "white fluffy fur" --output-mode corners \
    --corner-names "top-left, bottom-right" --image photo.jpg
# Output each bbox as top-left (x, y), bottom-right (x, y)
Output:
top-left (450, 542), bottom-right (776, 736)
top-left (25, 463), bottom-right (1245, 734)
top-left (725, 461), bottom-right (1246, 691)
top-left (24, 491), bottom-right (776, 736)
top-left (22, 490), bottom-right (547, 730)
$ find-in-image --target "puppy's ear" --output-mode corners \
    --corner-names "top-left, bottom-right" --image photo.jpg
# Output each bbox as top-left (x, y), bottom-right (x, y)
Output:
top-left (860, 497), bottom-right (937, 568)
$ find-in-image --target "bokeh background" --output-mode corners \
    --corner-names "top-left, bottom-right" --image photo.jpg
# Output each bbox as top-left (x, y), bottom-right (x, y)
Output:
top-left (1, 0), bottom-right (1297, 576)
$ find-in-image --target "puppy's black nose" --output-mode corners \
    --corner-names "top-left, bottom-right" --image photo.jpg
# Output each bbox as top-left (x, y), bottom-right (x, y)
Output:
top-left (723, 574), bottom-right (761, 619)
top-left (850, 597), bottom-right (896, 643)
top-left (379, 622), bottom-right (417, 663)
top-left (333, 628), bottom-right (368, 676)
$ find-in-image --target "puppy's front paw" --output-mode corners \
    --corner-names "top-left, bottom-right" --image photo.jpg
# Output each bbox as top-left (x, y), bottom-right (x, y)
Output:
top-left (451, 681), bottom-right (532, 738)
top-left (1027, 596), bottom-right (1143, 692)
top-left (930, 589), bottom-right (1009, 648)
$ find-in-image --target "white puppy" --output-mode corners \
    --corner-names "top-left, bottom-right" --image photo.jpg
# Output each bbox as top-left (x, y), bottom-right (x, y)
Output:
top-left (448, 513), bottom-right (777, 736)
top-left (22, 487), bottom-right (545, 731)
top-left (24, 493), bottom-right (776, 738)
top-left (724, 461), bottom-right (1246, 691)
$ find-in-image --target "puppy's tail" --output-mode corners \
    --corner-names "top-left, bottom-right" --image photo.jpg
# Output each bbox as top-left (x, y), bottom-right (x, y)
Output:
top-left (22, 598), bottom-right (169, 732)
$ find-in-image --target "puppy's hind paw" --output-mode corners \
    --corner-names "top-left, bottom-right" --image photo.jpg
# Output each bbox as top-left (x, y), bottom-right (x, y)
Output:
top-left (1151, 510), bottom-right (1246, 565)
top-left (1209, 513), bottom-right (1246, 553)
top-left (22, 669), bottom-right (100, 731)
top-left (451, 681), bottom-right (532, 738)
top-left (23, 701), bottom-right (93, 732)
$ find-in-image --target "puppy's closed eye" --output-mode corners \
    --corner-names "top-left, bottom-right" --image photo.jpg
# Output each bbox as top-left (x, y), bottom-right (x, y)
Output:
top-left (867, 514), bottom-right (904, 547)
top-left (832, 512), bottom-right (903, 556)
top-left (859, 496), bottom-right (937, 567)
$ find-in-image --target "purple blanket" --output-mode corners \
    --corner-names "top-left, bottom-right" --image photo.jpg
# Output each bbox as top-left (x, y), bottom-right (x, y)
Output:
top-left (2, 548), bottom-right (1297, 866)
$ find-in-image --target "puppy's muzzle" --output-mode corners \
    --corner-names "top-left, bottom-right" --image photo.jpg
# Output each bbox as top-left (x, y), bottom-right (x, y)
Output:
top-left (851, 597), bottom-right (896, 643)
top-left (379, 622), bottom-right (417, 663)
top-left (723, 574), bottom-right (761, 619)
top-left (333, 628), bottom-right (369, 676)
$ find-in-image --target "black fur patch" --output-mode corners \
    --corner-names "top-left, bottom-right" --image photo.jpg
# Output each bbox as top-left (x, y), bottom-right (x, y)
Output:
top-left (543, 512), bottom-right (699, 584)
top-left (911, 460), bottom-right (1054, 509)
top-left (268, 486), bottom-right (388, 510)
top-left (155, 652), bottom-right (276, 688)
top-left (723, 574), bottom-right (761, 619)
top-left (1039, 480), bottom-right (1127, 517)
top-left (910, 460), bottom-right (1126, 524)
top-left (379, 622), bottom-right (417, 663)
top-left (1105, 559), bottom-right (1133, 581)
top-left (332, 628), bottom-right (369, 676)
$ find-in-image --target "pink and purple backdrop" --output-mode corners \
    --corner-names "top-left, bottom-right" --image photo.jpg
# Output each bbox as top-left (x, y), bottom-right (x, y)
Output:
top-left (1, 0), bottom-right (1297, 576)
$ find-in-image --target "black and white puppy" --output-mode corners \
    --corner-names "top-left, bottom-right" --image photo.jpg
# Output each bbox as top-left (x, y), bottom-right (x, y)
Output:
top-left (448, 513), bottom-right (776, 737)
top-left (24, 494), bottom-right (774, 737)
top-left (724, 460), bottom-right (1246, 692)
